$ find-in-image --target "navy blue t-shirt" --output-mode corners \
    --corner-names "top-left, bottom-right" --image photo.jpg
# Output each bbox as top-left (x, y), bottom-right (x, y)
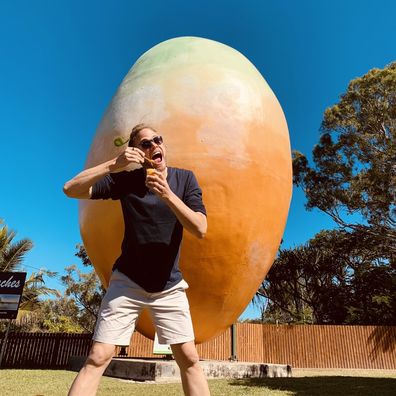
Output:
top-left (91, 167), bottom-right (206, 292)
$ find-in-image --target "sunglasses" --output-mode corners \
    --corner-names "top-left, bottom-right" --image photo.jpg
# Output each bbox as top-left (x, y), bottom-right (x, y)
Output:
top-left (136, 135), bottom-right (163, 149)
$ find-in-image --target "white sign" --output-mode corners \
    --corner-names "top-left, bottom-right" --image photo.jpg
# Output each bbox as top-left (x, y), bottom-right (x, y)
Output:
top-left (153, 333), bottom-right (173, 355)
top-left (0, 272), bottom-right (26, 319)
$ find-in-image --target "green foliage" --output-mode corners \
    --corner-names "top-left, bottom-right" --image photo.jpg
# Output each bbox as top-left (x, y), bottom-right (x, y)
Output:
top-left (42, 316), bottom-right (82, 332)
top-left (260, 228), bottom-right (395, 325)
top-left (56, 244), bottom-right (105, 332)
top-left (2, 239), bottom-right (104, 333)
top-left (18, 270), bottom-right (60, 313)
top-left (40, 298), bottom-right (86, 333)
top-left (0, 219), bottom-right (33, 272)
top-left (293, 62), bottom-right (396, 249)
top-left (0, 219), bottom-right (60, 332)
top-left (60, 261), bottom-right (105, 332)
top-left (10, 298), bottom-right (85, 333)
top-left (260, 62), bottom-right (396, 325)
top-left (75, 243), bottom-right (93, 267)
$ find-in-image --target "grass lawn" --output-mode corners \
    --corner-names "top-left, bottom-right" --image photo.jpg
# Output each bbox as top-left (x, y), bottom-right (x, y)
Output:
top-left (0, 369), bottom-right (395, 395)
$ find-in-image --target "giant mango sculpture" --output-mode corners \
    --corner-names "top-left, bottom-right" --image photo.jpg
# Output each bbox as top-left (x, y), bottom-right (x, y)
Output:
top-left (80, 37), bottom-right (292, 343)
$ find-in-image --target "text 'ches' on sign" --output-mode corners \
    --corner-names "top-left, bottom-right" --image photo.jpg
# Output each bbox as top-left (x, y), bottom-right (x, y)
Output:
top-left (0, 272), bottom-right (27, 319)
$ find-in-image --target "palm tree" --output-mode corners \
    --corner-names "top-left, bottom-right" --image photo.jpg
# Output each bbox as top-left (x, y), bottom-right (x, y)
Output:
top-left (20, 270), bottom-right (60, 310)
top-left (0, 219), bottom-right (60, 329)
top-left (18, 270), bottom-right (61, 318)
top-left (0, 219), bottom-right (33, 272)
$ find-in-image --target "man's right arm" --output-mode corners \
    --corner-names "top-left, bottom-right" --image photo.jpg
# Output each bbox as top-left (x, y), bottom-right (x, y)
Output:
top-left (63, 147), bottom-right (145, 199)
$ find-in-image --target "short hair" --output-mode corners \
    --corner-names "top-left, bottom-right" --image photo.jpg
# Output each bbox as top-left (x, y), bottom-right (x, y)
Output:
top-left (128, 123), bottom-right (158, 147)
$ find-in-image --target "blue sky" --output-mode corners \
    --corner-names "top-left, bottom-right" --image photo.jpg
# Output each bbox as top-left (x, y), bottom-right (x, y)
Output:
top-left (1, 0), bottom-right (395, 320)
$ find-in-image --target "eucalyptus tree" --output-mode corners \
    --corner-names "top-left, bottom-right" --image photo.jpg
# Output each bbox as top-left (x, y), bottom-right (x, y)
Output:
top-left (257, 62), bottom-right (396, 324)
top-left (293, 62), bottom-right (396, 250)
top-left (260, 229), bottom-right (395, 325)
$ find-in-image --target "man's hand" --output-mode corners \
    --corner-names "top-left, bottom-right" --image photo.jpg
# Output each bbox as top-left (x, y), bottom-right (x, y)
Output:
top-left (145, 170), bottom-right (173, 200)
top-left (146, 170), bottom-right (207, 239)
top-left (63, 146), bottom-right (146, 199)
top-left (111, 147), bottom-right (145, 173)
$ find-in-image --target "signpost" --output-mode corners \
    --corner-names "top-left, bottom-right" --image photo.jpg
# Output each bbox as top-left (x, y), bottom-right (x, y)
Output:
top-left (0, 272), bottom-right (27, 367)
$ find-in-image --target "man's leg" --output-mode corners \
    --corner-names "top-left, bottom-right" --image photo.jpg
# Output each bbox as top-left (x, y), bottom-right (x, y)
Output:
top-left (171, 341), bottom-right (210, 396)
top-left (68, 341), bottom-right (115, 396)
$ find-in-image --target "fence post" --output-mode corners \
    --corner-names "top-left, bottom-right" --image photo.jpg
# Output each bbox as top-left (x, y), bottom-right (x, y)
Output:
top-left (50, 334), bottom-right (62, 367)
top-left (229, 323), bottom-right (237, 361)
top-left (0, 319), bottom-right (12, 367)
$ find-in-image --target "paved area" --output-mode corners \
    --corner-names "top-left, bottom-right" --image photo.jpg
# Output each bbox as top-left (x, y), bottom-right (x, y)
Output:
top-left (69, 356), bottom-right (292, 381)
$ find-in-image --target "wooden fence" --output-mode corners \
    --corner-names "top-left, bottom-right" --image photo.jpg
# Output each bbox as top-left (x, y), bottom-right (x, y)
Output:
top-left (0, 332), bottom-right (92, 369)
top-left (1, 324), bottom-right (395, 369)
top-left (234, 324), bottom-right (396, 369)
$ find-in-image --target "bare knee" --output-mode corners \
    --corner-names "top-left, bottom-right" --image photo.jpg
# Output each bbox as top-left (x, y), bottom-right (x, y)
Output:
top-left (85, 342), bottom-right (115, 368)
top-left (182, 350), bottom-right (200, 368)
top-left (172, 342), bottom-right (200, 369)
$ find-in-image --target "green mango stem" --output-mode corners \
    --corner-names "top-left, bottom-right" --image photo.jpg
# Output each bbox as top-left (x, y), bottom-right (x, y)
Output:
top-left (114, 137), bottom-right (130, 147)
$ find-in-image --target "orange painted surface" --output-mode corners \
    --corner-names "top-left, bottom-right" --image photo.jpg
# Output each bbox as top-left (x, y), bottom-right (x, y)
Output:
top-left (79, 37), bottom-right (292, 343)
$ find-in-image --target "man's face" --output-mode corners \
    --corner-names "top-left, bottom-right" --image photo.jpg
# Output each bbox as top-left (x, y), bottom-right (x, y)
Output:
top-left (136, 128), bottom-right (167, 171)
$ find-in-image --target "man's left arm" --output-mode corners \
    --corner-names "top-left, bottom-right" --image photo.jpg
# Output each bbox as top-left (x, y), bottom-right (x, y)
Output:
top-left (165, 194), bottom-right (207, 239)
top-left (146, 171), bottom-right (207, 239)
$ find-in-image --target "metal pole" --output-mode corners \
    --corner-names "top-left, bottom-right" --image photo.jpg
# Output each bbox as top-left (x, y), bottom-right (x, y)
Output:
top-left (230, 323), bottom-right (237, 361)
top-left (0, 319), bottom-right (12, 368)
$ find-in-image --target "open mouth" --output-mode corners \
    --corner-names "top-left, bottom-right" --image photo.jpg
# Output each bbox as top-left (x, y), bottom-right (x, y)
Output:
top-left (151, 152), bottom-right (163, 164)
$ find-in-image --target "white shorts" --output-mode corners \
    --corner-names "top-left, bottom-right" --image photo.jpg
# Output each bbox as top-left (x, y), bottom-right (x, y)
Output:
top-left (93, 269), bottom-right (195, 346)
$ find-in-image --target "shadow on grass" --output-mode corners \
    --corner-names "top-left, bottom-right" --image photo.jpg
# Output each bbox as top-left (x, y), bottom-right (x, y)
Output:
top-left (229, 376), bottom-right (396, 396)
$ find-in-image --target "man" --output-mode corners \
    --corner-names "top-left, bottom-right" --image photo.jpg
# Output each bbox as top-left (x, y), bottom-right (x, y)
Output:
top-left (63, 124), bottom-right (210, 396)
